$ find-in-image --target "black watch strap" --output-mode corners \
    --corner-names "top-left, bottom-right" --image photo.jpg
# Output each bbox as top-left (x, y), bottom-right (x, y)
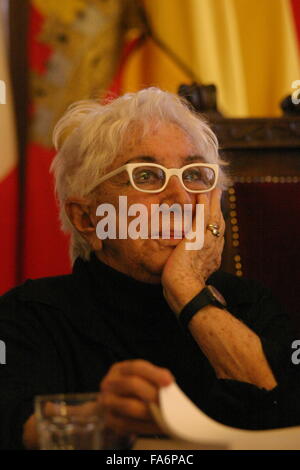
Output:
top-left (179, 286), bottom-right (226, 330)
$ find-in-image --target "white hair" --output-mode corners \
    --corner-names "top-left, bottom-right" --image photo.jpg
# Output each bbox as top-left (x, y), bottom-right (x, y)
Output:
top-left (51, 87), bottom-right (229, 262)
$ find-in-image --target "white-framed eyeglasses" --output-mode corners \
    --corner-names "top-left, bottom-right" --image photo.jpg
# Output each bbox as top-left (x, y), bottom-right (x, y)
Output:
top-left (96, 162), bottom-right (219, 194)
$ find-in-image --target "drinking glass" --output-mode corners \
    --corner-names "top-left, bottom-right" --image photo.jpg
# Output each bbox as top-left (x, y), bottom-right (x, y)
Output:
top-left (35, 392), bottom-right (135, 450)
top-left (35, 393), bottom-right (105, 450)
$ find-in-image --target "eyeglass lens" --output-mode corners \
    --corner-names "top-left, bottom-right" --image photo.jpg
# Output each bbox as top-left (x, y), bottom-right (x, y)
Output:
top-left (132, 165), bottom-right (215, 192)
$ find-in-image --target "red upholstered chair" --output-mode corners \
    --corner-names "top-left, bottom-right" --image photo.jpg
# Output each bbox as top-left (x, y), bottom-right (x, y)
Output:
top-left (211, 117), bottom-right (300, 335)
top-left (222, 179), bottom-right (300, 333)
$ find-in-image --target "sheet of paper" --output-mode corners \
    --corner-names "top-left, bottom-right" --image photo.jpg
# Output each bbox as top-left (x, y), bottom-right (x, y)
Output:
top-left (151, 382), bottom-right (300, 450)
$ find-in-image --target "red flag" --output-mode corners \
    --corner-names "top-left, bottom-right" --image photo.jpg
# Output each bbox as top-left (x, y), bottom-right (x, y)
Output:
top-left (22, 5), bottom-right (70, 281)
top-left (0, 6), bottom-right (18, 294)
top-left (291, 0), bottom-right (300, 48)
top-left (23, 2), bottom-right (143, 281)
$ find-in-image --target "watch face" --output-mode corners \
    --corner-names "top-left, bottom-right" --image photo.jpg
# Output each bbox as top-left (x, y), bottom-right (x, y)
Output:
top-left (207, 285), bottom-right (227, 307)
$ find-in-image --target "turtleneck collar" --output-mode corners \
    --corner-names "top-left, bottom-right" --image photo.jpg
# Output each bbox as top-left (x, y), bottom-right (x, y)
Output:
top-left (88, 252), bottom-right (164, 298)
top-left (72, 252), bottom-right (254, 327)
top-left (72, 252), bottom-right (174, 324)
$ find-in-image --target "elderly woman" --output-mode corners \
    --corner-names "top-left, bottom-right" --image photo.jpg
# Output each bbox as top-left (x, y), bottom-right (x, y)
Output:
top-left (0, 88), bottom-right (290, 449)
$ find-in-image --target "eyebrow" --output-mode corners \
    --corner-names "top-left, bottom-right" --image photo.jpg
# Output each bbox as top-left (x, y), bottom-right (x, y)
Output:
top-left (124, 154), bottom-right (205, 164)
top-left (125, 155), bottom-right (156, 164)
top-left (185, 155), bottom-right (206, 163)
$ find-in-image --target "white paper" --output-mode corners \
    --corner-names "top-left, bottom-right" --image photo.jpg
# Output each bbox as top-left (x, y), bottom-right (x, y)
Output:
top-left (151, 382), bottom-right (300, 450)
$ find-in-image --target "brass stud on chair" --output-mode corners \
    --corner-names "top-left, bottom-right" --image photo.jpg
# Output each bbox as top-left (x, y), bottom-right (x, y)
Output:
top-left (229, 176), bottom-right (299, 279)
top-left (227, 186), bottom-right (243, 277)
top-left (233, 175), bottom-right (299, 184)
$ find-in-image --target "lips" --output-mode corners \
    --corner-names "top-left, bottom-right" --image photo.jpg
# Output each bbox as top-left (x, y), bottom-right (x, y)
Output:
top-left (157, 231), bottom-right (185, 239)
top-left (167, 231), bottom-right (184, 238)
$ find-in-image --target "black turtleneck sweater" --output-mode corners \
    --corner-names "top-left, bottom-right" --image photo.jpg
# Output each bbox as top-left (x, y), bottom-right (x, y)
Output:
top-left (0, 253), bottom-right (293, 449)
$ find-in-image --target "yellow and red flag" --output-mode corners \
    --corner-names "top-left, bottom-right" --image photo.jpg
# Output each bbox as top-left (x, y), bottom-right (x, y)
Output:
top-left (122, 0), bottom-right (300, 117)
top-left (22, 0), bottom-right (142, 282)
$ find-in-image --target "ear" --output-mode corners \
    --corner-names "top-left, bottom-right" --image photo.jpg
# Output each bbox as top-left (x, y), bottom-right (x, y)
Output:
top-left (65, 198), bottom-right (103, 251)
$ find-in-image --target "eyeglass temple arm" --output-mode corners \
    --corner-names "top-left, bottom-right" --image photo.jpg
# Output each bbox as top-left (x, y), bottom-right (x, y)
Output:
top-left (97, 165), bottom-right (129, 184)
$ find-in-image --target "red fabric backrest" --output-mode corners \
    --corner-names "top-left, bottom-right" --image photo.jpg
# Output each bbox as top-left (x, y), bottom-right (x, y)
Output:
top-left (225, 182), bottom-right (300, 332)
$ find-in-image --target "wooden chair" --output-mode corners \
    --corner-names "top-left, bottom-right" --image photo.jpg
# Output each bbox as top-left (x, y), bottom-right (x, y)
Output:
top-left (213, 117), bottom-right (300, 334)
top-left (178, 84), bottom-right (300, 333)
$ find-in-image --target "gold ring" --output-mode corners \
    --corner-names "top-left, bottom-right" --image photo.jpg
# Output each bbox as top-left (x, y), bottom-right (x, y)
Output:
top-left (207, 223), bottom-right (221, 237)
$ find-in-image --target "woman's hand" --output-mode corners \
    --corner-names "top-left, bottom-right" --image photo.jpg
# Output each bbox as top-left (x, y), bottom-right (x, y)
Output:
top-left (162, 188), bottom-right (225, 314)
top-left (99, 359), bottom-right (174, 436)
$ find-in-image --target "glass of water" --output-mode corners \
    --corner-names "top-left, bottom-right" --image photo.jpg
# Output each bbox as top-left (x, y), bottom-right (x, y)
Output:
top-left (35, 393), bottom-right (105, 450)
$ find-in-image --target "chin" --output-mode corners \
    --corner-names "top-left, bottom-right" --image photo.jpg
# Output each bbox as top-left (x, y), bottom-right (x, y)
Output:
top-left (140, 249), bottom-right (173, 279)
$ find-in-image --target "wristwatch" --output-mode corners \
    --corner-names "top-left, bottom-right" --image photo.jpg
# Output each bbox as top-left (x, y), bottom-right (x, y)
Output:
top-left (178, 285), bottom-right (227, 329)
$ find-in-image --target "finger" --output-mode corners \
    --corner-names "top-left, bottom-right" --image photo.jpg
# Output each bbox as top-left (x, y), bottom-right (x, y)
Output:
top-left (100, 361), bottom-right (141, 388)
top-left (219, 214), bottom-right (226, 236)
top-left (180, 192), bottom-right (209, 247)
top-left (196, 192), bottom-right (223, 243)
top-left (196, 193), bottom-right (210, 229)
top-left (207, 189), bottom-right (225, 240)
top-left (101, 375), bottom-right (159, 403)
top-left (100, 392), bottom-right (153, 420)
top-left (209, 188), bottom-right (223, 223)
top-left (104, 410), bottom-right (162, 436)
top-left (110, 360), bottom-right (174, 388)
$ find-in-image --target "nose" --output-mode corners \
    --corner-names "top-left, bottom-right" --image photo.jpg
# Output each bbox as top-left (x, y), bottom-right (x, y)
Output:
top-left (160, 174), bottom-right (193, 206)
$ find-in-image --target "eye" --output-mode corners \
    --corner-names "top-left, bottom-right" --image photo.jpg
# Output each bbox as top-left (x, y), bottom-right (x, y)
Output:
top-left (133, 168), bottom-right (164, 184)
top-left (182, 166), bottom-right (215, 190)
top-left (136, 170), bottom-right (155, 181)
top-left (183, 168), bottom-right (203, 181)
